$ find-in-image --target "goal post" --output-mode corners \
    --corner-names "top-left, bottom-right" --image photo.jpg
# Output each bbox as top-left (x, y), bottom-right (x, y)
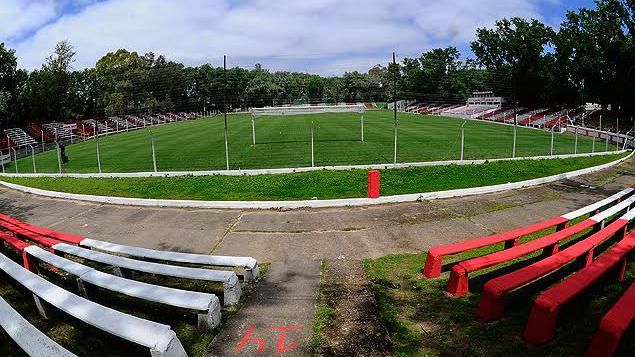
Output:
top-left (249, 104), bottom-right (365, 145)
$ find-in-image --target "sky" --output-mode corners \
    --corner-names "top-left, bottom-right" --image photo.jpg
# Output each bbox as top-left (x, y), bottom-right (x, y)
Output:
top-left (0, 0), bottom-right (598, 75)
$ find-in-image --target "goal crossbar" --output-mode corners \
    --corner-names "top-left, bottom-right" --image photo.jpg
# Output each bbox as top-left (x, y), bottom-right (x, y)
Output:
top-left (250, 104), bottom-right (364, 117)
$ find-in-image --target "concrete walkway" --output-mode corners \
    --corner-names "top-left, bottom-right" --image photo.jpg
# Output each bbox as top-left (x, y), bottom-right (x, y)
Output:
top-left (0, 158), bottom-right (633, 356)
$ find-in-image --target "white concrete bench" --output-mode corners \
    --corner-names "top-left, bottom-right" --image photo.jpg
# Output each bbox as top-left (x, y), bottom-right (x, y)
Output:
top-left (0, 296), bottom-right (77, 357)
top-left (25, 246), bottom-right (221, 330)
top-left (0, 253), bottom-right (188, 357)
top-left (80, 238), bottom-right (260, 282)
top-left (53, 243), bottom-right (241, 306)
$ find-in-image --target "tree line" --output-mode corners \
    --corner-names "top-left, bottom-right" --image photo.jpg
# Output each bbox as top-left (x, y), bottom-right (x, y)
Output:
top-left (0, 0), bottom-right (632, 129)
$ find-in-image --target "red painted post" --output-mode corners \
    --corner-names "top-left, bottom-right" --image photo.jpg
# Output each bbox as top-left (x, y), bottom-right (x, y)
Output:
top-left (367, 170), bottom-right (381, 198)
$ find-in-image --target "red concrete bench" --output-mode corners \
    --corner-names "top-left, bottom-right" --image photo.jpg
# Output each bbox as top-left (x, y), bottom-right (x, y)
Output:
top-left (422, 187), bottom-right (634, 278)
top-left (447, 218), bottom-right (597, 296)
top-left (0, 213), bottom-right (84, 245)
top-left (477, 213), bottom-right (632, 321)
top-left (0, 219), bottom-right (61, 248)
top-left (523, 232), bottom-right (635, 345)
top-left (586, 282), bottom-right (635, 357)
top-left (446, 195), bottom-right (635, 296)
top-left (0, 232), bottom-right (32, 270)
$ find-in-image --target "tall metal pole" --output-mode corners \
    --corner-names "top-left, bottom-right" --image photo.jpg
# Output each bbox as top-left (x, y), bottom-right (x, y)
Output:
top-left (392, 52), bottom-right (398, 164)
top-left (1, 150), bottom-right (4, 173)
top-left (224, 55), bottom-right (230, 171)
top-left (40, 130), bottom-right (45, 152)
top-left (311, 121), bottom-right (315, 168)
top-left (512, 115), bottom-right (517, 158)
top-left (606, 131), bottom-right (609, 152)
top-left (592, 134), bottom-right (596, 153)
top-left (94, 123), bottom-right (102, 174)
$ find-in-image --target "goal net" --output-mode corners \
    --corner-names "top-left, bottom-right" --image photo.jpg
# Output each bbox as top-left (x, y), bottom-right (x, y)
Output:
top-left (250, 104), bottom-right (364, 117)
top-left (248, 105), bottom-right (366, 146)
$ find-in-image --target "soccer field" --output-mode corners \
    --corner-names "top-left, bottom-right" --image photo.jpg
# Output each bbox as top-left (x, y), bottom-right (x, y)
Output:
top-left (5, 110), bottom-right (613, 173)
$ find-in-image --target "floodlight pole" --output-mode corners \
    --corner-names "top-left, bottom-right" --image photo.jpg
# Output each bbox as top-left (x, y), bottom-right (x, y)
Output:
top-left (512, 114), bottom-right (517, 158)
top-left (224, 55), bottom-right (230, 171)
top-left (311, 121), bottom-right (315, 168)
top-left (392, 52), bottom-right (398, 164)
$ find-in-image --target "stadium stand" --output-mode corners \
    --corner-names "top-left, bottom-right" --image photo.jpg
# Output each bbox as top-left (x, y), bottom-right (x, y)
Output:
top-left (586, 281), bottom-right (635, 357)
top-left (523, 231), bottom-right (635, 345)
top-left (0, 212), bottom-right (261, 282)
top-left (477, 208), bottom-right (635, 321)
top-left (4, 128), bottom-right (38, 148)
top-left (42, 122), bottom-right (74, 142)
top-left (442, 105), bottom-right (496, 119)
top-left (422, 186), bottom-right (634, 279)
top-left (446, 195), bottom-right (635, 296)
top-left (0, 252), bottom-right (188, 357)
top-left (0, 296), bottom-right (77, 357)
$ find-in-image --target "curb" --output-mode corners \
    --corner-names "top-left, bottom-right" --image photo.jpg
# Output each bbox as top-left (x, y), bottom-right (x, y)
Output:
top-left (0, 151), bottom-right (631, 210)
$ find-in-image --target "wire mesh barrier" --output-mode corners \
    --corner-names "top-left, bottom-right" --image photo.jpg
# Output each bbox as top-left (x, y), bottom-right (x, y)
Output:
top-left (0, 53), bottom-right (630, 175)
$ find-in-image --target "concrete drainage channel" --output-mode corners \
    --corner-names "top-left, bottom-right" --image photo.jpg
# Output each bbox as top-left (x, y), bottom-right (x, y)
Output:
top-left (0, 151), bottom-right (631, 210)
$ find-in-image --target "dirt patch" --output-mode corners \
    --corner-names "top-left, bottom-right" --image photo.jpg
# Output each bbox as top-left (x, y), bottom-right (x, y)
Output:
top-left (314, 259), bottom-right (391, 357)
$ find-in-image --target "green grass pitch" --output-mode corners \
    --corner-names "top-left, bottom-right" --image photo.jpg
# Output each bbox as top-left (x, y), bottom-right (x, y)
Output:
top-left (5, 110), bottom-right (615, 173)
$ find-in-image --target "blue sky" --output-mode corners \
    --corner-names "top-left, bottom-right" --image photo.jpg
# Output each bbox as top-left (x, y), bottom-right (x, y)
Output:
top-left (0, 0), bottom-right (599, 75)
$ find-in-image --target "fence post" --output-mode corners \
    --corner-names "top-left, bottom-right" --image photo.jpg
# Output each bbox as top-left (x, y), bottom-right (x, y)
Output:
top-left (311, 122), bottom-right (315, 168)
top-left (56, 143), bottom-right (62, 174)
top-left (512, 124), bottom-right (517, 158)
top-left (361, 113), bottom-right (364, 142)
top-left (41, 130), bottom-right (45, 151)
top-left (1, 150), bottom-right (4, 173)
top-left (11, 148), bottom-right (18, 174)
top-left (251, 114), bottom-right (256, 145)
top-left (606, 133), bottom-right (609, 152)
top-left (550, 129), bottom-right (554, 156)
top-left (96, 137), bottom-right (102, 174)
top-left (151, 136), bottom-right (157, 173)
top-left (30, 145), bottom-right (37, 173)
top-left (592, 134), bottom-right (595, 153)
top-left (574, 131), bottom-right (578, 154)
top-left (460, 122), bottom-right (466, 160)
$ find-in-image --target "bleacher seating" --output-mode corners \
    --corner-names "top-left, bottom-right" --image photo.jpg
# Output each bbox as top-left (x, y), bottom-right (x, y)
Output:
top-left (587, 281), bottom-right (635, 357)
top-left (446, 195), bottom-right (634, 296)
top-left (0, 295), bottom-right (77, 357)
top-left (4, 128), bottom-right (37, 148)
top-left (0, 212), bottom-right (263, 355)
top-left (423, 187), bottom-right (634, 278)
top-left (0, 252), bottom-right (188, 356)
top-left (477, 209), bottom-right (633, 321)
top-left (523, 232), bottom-right (635, 345)
top-left (42, 122), bottom-right (74, 141)
top-left (442, 105), bottom-right (496, 118)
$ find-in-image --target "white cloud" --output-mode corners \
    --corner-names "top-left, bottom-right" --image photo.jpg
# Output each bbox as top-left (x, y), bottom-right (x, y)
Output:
top-left (7, 0), bottom-right (545, 74)
top-left (0, 0), bottom-right (56, 41)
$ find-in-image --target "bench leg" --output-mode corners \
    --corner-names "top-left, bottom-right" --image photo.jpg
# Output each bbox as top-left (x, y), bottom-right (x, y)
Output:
top-left (111, 266), bottom-right (125, 278)
top-left (477, 289), bottom-right (505, 321)
top-left (77, 279), bottom-right (90, 298)
top-left (244, 265), bottom-right (260, 283)
top-left (504, 238), bottom-right (519, 250)
top-left (197, 298), bottom-right (222, 331)
top-left (33, 294), bottom-right (48, 319)
top-left (423, 252), bottom-right (443, 279)
top-left (447, 269), bottom-right (469, 297)
top-left (524, 300), bottom-right (559, 345)
top-left (618, 257), bottom-right (627, 282)
top-left (149, 334), bottom-right (188, 357)
top-left (556, 222), bottom-right (568, 232)
top-left (587, 323), bottom-right (622, 357)
top-left (223, 276), bottom-right (242, 306)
